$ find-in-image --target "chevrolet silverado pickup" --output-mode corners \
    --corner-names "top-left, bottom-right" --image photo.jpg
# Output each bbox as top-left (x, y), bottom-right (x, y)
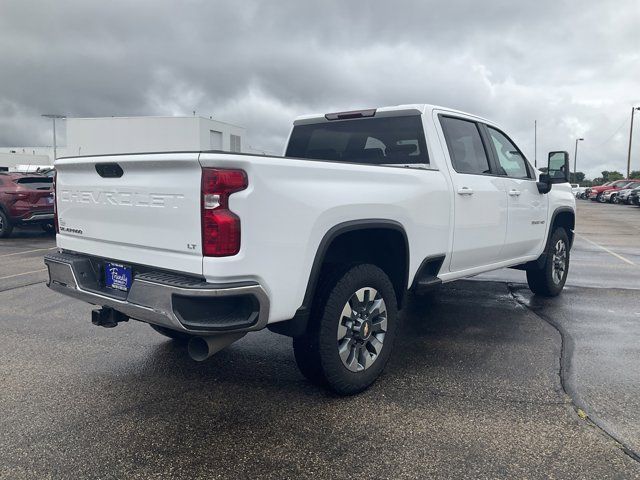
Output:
top-left (45, 104), bottom-right (576, 395)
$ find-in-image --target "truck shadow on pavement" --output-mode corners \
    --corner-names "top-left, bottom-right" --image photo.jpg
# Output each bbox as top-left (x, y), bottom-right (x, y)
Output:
top-left (128, 279), bottom-right (564, 413)
top-left (4, 280), bottom-right (639, 478)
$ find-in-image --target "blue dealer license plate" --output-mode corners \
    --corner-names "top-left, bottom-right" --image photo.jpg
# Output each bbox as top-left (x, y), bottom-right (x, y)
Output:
top-left (104, 262), bottom-right (132, 291)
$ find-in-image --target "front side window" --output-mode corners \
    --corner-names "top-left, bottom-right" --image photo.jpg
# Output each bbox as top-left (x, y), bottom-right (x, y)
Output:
top-left (286, 115), bottom-right (429, 165)
top-left (487, 127), bottom-right (530, 179)
top-left (439, 116), bottom-right (491, 175)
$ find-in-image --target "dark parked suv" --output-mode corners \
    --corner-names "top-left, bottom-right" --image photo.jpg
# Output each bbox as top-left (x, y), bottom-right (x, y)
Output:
top-left (0, 172), bottom-right (54, 237)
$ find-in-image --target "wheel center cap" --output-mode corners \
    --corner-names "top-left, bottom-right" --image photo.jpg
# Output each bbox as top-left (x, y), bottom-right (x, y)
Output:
top-left (359, 320), bottom-right (371, 340)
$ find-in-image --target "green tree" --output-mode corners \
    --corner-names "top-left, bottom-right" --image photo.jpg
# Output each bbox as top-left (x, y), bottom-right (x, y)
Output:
top-left (629, 170), bottom-right (640, 179)
top-left (601, 171), bottom-right (624, 182)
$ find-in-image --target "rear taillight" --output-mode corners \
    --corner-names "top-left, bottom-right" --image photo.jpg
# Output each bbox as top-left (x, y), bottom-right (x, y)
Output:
top-left (53, 171), bottom-right (59, 233)
top-left (201, 168), bottom-right (247, 256)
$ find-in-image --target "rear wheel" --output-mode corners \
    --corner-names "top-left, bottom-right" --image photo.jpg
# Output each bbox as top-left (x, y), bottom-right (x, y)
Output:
top-left (293, 263), bottom-right (399, 395)
top-left (0, 210), bottom-right (13, 238)
top-left (42, 223), bottom-right (56, 234)
top-left (526, 228), bottom-right (570, 297)
top-left (149, 324), bottom-right (193, 342)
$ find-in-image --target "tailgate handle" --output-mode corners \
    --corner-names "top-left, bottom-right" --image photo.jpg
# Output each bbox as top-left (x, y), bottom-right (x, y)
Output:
top-left (95, 163), bottom-right (124, 178)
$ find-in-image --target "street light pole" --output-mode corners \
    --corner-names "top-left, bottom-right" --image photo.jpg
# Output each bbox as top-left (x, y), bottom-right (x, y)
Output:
top-left (41, 114), bottom-right (66, 162)
top-left (534, 120), bottom-right (537, 168)
top-left (627, 107), bottom-right (640, 178)
top-left (573, 137), bottom-right (583, 183)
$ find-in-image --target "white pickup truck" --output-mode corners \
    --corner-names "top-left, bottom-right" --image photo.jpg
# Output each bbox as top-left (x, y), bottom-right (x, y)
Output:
top-left (45, 104), bottom-right (576, 394)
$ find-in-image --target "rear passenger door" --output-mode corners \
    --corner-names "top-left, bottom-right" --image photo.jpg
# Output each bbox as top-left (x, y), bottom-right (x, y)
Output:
top-left (483, 125), bottom-right (547, 260)
top-left (438, 116), bottom-right (508, 272)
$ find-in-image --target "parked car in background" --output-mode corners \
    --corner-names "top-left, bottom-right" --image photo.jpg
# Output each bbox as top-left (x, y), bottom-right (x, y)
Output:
top-left (584, 182), bottom-right (611, 200)
top-left (602, 184), bottom-right (639, 203)
top-left (614, 183), bottom-right (640, 204)
top-left (0, 172), bottom-right (54, 237)
top-left (588, 179), bottom-right (632, 202)
top-left (629, 187), bottom-right (640, 206)
top-left (571, 184), bottom-right (587, 198)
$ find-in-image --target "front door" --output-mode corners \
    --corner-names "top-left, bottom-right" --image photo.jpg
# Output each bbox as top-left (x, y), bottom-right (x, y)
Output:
top-left (439, 115), bottom-right (508, 272)
top-left (484, 126), bottom-right (547, 259)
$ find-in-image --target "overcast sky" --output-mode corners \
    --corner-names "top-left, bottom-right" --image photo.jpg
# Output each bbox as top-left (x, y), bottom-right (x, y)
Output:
top-left (1, 0), bottom-right (638, 178)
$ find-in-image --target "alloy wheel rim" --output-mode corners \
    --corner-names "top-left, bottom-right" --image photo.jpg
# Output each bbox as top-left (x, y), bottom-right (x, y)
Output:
top-left (552, 239), bottom-right (567, 284)
top-left (337, 287), bottom-right (387, 372)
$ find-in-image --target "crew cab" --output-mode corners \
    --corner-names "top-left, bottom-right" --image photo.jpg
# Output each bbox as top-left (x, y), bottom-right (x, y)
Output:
top-left (45, 104), bottom-right (576, 395)
top-left (0, 172), bottom-right (55, 237)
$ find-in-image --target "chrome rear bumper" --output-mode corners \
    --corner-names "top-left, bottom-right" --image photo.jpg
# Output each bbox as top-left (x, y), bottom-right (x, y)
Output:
top-left (44, 251), bottom-right (270, 335)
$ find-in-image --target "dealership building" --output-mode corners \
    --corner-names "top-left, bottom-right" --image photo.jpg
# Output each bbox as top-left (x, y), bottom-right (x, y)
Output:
top-left (0, 115), bottom-right (248, 170)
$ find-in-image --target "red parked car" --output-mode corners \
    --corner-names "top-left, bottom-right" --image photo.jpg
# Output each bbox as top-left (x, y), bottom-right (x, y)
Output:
top-left (0, 172), bottom-right (55, 237)
top-left (587, 179), bottom-right (632, 202)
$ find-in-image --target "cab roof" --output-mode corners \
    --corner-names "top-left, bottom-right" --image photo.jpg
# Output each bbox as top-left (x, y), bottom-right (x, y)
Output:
top-left (293, 104), bottom-right (493, 126)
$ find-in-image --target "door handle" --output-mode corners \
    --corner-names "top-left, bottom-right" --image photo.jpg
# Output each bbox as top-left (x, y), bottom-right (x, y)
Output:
top-left (509, 189), bottom-right (521, 196)
top-left (457, 187), bottom-right (474, 195)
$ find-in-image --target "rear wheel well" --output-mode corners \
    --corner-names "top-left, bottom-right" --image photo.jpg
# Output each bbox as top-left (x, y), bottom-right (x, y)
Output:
top-left (320, 228), bottom-right (408, 307)
top-left (268, 223), bottom-right (409, 338)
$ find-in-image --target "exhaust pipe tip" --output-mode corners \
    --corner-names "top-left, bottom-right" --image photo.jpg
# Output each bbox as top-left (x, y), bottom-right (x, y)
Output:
top-left (187, 337), bottom-right (211, 362)
top-left (187, 332), bottom-right (246, 362)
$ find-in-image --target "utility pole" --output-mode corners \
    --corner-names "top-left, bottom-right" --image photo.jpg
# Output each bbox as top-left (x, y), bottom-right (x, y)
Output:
top-left (42, 114), bottom-right (66, 161)
top-left (534, 120), bottom-right (537, 167)
top-left (627, 107), bottom-right (640, 178)
top-left (574, 137), bottom-right (584, 183)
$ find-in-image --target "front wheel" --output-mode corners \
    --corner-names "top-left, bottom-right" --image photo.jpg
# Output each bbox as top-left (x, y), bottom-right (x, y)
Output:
top-left (526, 228), bottom-right (570, 297)
top-left (293, 264), bottom-right (399, 395)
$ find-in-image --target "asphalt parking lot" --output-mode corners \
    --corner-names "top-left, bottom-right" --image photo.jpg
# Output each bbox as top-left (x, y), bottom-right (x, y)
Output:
top-left (1, 201), bottom-right (639, 479)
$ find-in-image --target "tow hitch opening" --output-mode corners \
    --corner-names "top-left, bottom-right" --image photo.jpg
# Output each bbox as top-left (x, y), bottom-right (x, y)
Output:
top-left (91, 307), bottom-right (129, 328)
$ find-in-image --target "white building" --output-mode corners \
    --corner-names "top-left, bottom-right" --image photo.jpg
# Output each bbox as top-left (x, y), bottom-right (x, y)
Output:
top-left (0, 151), bottom-right (51, 171)
top-left (0, 115), bottom-right (248, 168)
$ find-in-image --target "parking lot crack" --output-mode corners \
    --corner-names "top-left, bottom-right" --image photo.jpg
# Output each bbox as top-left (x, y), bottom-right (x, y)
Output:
top-left (507, 283), bottom-right (640, 464)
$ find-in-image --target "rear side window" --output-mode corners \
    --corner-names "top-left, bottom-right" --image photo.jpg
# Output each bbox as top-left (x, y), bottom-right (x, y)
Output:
top-left (286, 115), bottom-right (429, 165)
top-left (14, 177), bottom-right (53, 189)
top-left (439, 116), bottom-right (491, 175)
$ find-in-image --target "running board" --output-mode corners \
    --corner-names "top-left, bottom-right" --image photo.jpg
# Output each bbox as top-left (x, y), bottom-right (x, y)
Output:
top-left (413, 276), bottom-right (443, 293)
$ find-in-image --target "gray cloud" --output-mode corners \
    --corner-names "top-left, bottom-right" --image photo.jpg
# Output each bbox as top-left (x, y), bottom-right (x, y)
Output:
top-left (0, 0), bottom-right (638, 177)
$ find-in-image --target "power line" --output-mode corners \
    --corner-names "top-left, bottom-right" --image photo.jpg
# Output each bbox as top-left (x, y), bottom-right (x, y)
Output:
top-left (593, 116), bottom-right (630, 148)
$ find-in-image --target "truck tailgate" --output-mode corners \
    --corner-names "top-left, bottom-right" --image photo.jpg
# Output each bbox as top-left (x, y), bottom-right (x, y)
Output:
top-left (55, 153), bottom-right (203, 275)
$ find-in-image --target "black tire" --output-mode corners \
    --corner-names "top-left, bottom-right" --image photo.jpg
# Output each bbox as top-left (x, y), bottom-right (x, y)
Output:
top-left (149, 324), bottom-right (193, 342)
top-left (42, 223), bottom-right (56, 234)
top-left (597, 193), bottom-right (605, 203)
top-left (0, 210), bottom-right (13, 238)
top-left (526, 228), bottom-right (570, 297)
top-left (293, 263), bottom-right (399, 395)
